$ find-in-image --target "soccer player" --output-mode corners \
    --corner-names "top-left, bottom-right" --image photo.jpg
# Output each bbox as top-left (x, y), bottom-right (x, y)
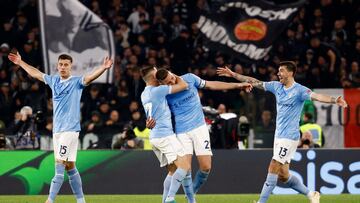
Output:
top-left (151, 68), bottom-right (252, 202)
top-left (8, 52), bottom-right (113, 203)
top-left (217, 61), bottom-right (348, 203)
top-left (140, 66), bottom-right (190, 203)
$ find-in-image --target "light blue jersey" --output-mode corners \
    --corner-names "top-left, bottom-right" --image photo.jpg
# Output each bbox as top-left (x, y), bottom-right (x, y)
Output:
top-left (264, 81), bottom-right (312, 141)
top-left (43, 75), bottom-right (85, 133)
top-left (141, 85), bottom-right (174, 139)
top-left (166, 73), bottom-right (206, 134)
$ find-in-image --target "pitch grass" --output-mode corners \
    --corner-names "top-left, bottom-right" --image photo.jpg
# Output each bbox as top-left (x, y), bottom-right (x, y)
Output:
top-left (0, 194), bottom-right (359, 203)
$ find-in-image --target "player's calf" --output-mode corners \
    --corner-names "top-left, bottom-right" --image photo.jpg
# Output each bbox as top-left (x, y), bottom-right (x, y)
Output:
top-left (165, 156), bottom-right (189, 203)
top-left (67, 164), bottom-right (85, 203)
top-left (46, 162), bottom-right (65, 203)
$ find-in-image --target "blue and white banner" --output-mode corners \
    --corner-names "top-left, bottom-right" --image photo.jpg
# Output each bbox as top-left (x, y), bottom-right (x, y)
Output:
top-left (39, 0), bottom-right (115, 83)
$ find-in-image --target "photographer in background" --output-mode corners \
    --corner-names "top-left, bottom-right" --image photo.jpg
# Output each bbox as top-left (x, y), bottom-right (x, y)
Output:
top-left (298, 131), bottom-right (320, 149)
top-left (300, 112), bottom-right (324, 147)
top-left (8, 106), bottom-right (40, 149)
top-left (112, 124), bottom-right (144, 150)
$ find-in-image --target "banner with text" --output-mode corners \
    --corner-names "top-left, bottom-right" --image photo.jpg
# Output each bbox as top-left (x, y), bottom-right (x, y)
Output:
top-left (197, 0), bottom-right (305, 62)
top-left (39, 0), bottom-right (115, 83)
top-left (313, 89), bottom-right (360, 148)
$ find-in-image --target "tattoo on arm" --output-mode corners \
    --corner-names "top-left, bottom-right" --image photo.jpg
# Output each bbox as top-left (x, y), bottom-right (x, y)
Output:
top-left (233, 73), bottom-right (259, 82)
top-left (231, 72), bottom-right (264, 90)
top-left (330, 97), bottom-right (336, 104)
top-left (251, 81), bottom-right (264, 90)
top-left (233, 73), bottom-right (248, 82)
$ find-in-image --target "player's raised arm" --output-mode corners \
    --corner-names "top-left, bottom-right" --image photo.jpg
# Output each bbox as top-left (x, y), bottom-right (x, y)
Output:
top-left (204, 81), bottom-right (253, 92)
top-left (169, 75), bottom-right (188, 94)
top-left (8, 52), bottom-right (45, 82)
top-left (311, 93), bottom-right (348, 108)
top-left (217, 66), bottom-right (264, 90)
top-left (83, 56), bottom-right (113, 86)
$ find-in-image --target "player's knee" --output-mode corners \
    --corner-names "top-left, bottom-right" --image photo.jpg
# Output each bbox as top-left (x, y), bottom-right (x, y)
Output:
top-left (167, 164), bottom-right (177, 173)
top-left (182, 162), bottom-right (191, 171)
top-left (278, 174), bottom-right (289, 183)
top-left (65, 162), bottom-right (75, 171)
top-left (268, 160), bottom-right (281, 174)
top-left (55, 159), bottom-right (65, 165)
top-left (179, 160), bottom-right (191, 171)
top-left (199, 163), bottom-right (211, 172)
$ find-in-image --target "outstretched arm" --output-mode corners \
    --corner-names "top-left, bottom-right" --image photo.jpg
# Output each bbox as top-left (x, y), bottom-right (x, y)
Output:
top-left (83, 56), bottom-right (113, 86)
top-left (217, 66), bottom-right (264, 90)
top-left (311, 93), bottom-right (348, 108)
top-left (205, 81), bottom-right (253, 92)
top-left (8, 52), bottom-right (45, 82)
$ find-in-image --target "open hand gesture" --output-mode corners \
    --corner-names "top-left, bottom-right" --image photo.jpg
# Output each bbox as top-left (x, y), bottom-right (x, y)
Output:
top-left (8, 52), bottom-right (22, 65)
top-left (102, 56), bottom-right (113, 69)
top-left (217, 66), bottom-right (234, 77)
top-left (336, 96), bottom-right (348, 108)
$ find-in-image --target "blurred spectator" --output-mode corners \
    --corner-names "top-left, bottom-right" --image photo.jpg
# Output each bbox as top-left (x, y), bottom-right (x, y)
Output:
top-left (82, 111), bottom-right (103, 136)
top-left (254, 110), bottom-right (275, 148)
top-left (0, 21), bottom-right (16, 47)
top-left (99, 110), bottom-right (124, 148)
top-left (99, 101), bottom-right (111, 122)
top-left (170, 28), bottom-right (191, 74)
top-left (127, 68), bottom-right (145, 101)
top-left (8, 106), bottom-right (39, 149)
top-left (0, 133), bottom-right (6, 150)
top-left (127, 3), bottom-right (149, 34)
top-left (308, 34), bottom-right (339, 87)
top-left (169, 14), bottom-right (187, 40)
top-left (217, 103), bottom-right (227, 114)
top-left (298, 131), bottom-right (320, 149)
top-left (349, 61), bottom-right (360, 87)
top-left (112, 124), bottom-right (144, 150)
top-left (172, 0), bottom-right (188, 24)
top-left (0, 82), bottom-right (13, 126)
top-left (350, 40), bottom-right (360, 63)
top-left (257, 110), bottom-right (275, 131)
top-left (23, 81), bottom-right (46, 113)
top-left (131, 111), bottom-right (151, 150)
top-left (0, 43), bottom-right (11, 69)
top-left (300, 112), bottom-right (324, 147)
top-left (81, 85), bottom-right (102, 120)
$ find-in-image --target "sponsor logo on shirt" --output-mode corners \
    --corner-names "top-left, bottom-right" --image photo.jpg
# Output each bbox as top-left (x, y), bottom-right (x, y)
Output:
top-left (169, 91), bottom-right (197, 109)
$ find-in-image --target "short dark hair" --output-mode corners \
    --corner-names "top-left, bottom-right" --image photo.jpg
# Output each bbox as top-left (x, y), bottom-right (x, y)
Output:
top-left (279, 61), bottom-right (297, 76)
top-left (304, 112), bottom-right (313, 120)
top-left (140, 66), bottom-right (156, 81)
top-left (155, 68), bottom-right (169, 81)
top-left (58, 54), bottom-right (72, 63)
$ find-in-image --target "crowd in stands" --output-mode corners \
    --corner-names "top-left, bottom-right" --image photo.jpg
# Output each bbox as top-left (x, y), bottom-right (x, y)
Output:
top-left (0, 0), bottom-right (359, 149)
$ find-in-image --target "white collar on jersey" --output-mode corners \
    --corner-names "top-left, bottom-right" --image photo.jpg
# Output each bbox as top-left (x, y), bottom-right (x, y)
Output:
top-left (59, 76), bottom-right (73, 83)
top-left (284, 81), bottom-right (296, 90)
